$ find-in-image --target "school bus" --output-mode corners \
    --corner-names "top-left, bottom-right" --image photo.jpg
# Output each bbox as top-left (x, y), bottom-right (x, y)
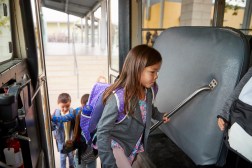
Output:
top-left (0, 0), bottom-right (251, 167)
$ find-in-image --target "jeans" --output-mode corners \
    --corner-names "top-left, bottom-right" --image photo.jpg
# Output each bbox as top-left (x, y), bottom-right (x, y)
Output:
top-left (60, 152), bottom-right (74, 168)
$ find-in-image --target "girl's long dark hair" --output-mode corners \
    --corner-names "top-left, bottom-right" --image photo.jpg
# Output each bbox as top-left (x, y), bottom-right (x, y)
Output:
top-left (103, 45), bottom-right (162, 115)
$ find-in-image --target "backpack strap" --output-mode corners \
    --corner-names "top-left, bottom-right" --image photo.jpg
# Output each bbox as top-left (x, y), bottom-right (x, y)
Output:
top-left (114, 88), bottom-right (126, 124)
top-left (51, 109), bottom-right (62, 130)
top-left (151, 84), bottom-right (158, 103)
top-left (114, 85), bottom-right (158, 124)
top-left (80, 105), bottom-right (93, 143)
top-left (53, 109), bottom-right (61, 117)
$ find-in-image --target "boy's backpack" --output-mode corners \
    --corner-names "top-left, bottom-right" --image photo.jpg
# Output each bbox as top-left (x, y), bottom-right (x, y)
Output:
top-left (225, 76), bottom-right (252, 163)
top-left (80, 82), bottom-right (158, 144)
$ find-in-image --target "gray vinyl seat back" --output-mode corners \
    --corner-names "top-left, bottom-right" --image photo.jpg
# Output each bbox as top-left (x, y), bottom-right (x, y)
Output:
top-left (154, 26), bottom-right (250, 165)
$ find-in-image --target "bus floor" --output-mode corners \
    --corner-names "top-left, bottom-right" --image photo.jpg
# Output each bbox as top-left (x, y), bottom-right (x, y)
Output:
top-left (146, 130), bottom-right (252, 168)
top-left (52, 129), bottom-right (251, 168)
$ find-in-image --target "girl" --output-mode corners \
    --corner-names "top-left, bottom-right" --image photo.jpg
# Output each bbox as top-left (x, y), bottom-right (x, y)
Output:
top-left (96, 44), bottom-right (170, 168)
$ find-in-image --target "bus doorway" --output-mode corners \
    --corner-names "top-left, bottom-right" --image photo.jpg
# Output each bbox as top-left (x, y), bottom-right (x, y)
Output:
top-left (40, 1), bottom-right (109, 167)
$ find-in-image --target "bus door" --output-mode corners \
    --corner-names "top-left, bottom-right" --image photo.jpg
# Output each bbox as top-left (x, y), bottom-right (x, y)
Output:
top-left (108, 0), bottom-right (132, 82)
top-left (0, 0), bottom-right (53, 167)
top-left (108, 0), bottom-right (119, 82)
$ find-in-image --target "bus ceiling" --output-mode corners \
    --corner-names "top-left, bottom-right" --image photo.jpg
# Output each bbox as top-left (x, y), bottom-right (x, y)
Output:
top-left (41, 0), bottom-right (100, 18)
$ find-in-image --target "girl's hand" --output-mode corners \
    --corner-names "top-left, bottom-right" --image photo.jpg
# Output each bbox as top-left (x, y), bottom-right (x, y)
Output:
top-left (163, 113), bottom-right (170, 123)
top-left (217, 118), bottom-right (227, 131)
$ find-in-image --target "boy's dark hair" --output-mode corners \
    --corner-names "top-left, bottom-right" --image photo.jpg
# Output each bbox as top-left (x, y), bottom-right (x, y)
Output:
top-left (57, 93), bottom-right (71, 104)
top-left (81, 94), bottom-right (90, 105)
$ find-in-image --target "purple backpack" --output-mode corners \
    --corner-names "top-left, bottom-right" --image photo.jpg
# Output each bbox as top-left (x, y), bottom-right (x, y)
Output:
top-left (80, 82), bottom-right (126, 143)
top-left (80, 82), bottom-right (158, 144)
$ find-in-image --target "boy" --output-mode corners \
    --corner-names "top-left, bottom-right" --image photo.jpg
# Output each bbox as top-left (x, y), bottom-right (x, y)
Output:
top-left (59, 93), bottom-right (97, 168)
top-left (51, 93), bottom-right (76, 168)
top-left (74, 94), bottom-right (97, 168)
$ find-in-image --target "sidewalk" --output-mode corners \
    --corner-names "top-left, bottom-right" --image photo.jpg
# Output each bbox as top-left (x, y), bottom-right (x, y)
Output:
top-left (45, 42), bottom-right (107, 56)
top-left (45, 42), bottom-right (108, 113)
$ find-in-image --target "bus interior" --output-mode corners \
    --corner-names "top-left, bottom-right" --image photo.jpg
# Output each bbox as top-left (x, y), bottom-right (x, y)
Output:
top-left (0, 0), bottom-right (252, 167)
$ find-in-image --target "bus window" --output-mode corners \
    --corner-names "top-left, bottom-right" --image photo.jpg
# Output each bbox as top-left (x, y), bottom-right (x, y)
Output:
top-left (0, 0), bottom-right (12, 63)
top-left (109, 0), bottom-right (119, 72)
top-left (223, 0), bottom-right (252, 35)
top-left (141, 0), bottom-right (252, 43)
top-left (31, 0), bottom-right (44, 75)
top-left (141, 0), bottom-right (214, 44)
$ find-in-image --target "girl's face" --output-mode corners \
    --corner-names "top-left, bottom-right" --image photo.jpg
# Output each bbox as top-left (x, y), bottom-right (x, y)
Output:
top-left (58, 101), bottom-right (71, 114)
top-left (140, 62), bottom-right (161, 88)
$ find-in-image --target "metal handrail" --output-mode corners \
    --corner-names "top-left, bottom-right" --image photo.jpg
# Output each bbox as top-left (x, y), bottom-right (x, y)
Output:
top-left (150, 79), bottom-right (218, 133)
top-left (72, 25), bottom-right (80, 98)
top-left (31, 76), bottom-right (46, 102)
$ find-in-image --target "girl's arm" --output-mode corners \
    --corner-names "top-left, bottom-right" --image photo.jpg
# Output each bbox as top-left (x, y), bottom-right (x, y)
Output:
top-left (151, 105), bottom-right (164, 121)
top-left (152, 105), bottom-right (170, 124)
top-left (96, 95), bottom-right (118, 168)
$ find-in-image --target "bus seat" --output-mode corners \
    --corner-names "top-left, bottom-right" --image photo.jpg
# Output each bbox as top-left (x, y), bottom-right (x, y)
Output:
top-left (154, 26), bottom-right (250, 166)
